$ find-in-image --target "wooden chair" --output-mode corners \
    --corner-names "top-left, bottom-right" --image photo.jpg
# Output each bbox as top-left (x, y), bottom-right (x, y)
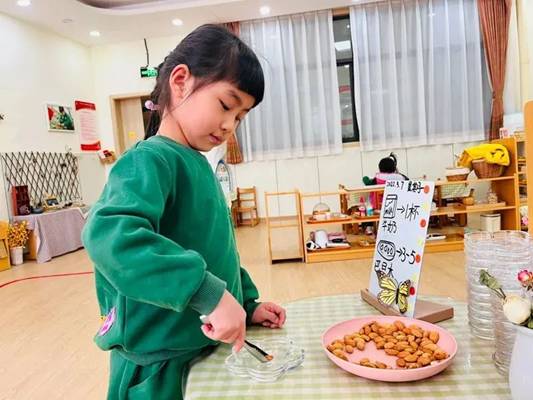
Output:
top-left (236, 187), bottom-right (260, 227)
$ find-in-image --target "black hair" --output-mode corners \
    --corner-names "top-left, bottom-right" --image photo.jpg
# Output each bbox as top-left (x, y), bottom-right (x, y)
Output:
top-left (378, 153), bottom-right (398, 173)
top-left (145, 24), bottom-right (264, 139)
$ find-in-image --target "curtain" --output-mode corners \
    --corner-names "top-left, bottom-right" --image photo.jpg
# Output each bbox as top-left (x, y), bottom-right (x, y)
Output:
top-left (350, 0), bottom-right (487, 150)
top-left (478, 0), bottom-right (513, 139)
top-left (238, 10), bottom-right (342, 161)
top-left (221, 21), bottom-right (244, 164)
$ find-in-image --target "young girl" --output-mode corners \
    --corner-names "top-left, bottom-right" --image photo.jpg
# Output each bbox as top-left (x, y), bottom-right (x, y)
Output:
top-left (363, 152), bottom-right (409, 186)
top-left (82, 24), bottom-right (286, 400)
top-left (362, 152), bottom-right (409, 213)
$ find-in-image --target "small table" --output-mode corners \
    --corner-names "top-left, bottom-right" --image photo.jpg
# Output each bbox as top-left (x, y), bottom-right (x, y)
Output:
top-left (186, 294), bottom-right (510, 400)
top-left (13, 207), bottom-right (87, 263)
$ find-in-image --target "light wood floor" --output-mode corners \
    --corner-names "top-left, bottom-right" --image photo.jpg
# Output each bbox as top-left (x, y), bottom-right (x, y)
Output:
top-left (0, 223), bottom-right (466, 399)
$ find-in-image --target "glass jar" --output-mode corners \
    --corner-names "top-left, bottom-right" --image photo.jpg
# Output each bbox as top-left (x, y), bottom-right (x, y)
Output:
top-left (488, 231), bottom-right (530, 375)
top-left (464, 232), bottom-right (495, 340)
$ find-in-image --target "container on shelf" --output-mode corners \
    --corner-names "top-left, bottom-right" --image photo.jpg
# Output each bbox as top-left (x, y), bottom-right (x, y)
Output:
top-left (480, 214), bottom-right (501, 232)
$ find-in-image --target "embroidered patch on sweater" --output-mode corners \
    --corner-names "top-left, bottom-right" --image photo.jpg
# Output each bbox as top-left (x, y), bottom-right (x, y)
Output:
top-left (98, 307), bottom-right (116, 336)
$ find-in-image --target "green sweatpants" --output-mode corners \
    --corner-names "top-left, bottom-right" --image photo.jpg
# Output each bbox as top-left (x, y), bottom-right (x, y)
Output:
top-left (107, 348), bottom-right (207, 400)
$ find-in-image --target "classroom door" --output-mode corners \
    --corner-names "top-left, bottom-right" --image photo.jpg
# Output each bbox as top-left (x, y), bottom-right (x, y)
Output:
top-left (116, 97), bottom-right (145, 153)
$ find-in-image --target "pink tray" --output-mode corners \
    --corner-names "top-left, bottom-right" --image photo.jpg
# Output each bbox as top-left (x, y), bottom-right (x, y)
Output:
top-left (322, 315), bottom-right (457, 382)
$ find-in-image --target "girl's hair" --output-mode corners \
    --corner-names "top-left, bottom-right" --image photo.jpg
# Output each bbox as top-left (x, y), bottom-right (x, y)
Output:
top-left (378, 152), bottom-right (398, 173)
top-left (145, 24), bottom-right (264, 139)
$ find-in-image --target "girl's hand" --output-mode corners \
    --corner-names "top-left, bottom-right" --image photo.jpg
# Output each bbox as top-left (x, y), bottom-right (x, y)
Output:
top-left (251, 302), bottom-right (286, 329)
top-left (201, 290), bottom-right (246, 352)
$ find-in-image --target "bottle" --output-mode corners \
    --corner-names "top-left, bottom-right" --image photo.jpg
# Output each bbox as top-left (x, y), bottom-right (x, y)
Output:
top-left (366, 201), bottom-right (374, 217)
top-left (358, 196), bottom-right (366, 217)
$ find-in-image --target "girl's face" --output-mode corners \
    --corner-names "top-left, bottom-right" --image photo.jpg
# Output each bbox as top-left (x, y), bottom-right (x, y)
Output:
top-left (163, 65), bottom-right (255, 152)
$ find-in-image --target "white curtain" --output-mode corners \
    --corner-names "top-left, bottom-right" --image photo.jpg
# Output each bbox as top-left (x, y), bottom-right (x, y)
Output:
top-left (504, 0), bottom-right (521, 115)
top-left (238, 10), bottom-right (342, 161)
top-left (350, 0), bottom-right (487, 150)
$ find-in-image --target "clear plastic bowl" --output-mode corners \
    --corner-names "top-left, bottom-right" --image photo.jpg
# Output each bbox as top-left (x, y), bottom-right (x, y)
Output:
top-left (225, 337), bottom-right (304, 382)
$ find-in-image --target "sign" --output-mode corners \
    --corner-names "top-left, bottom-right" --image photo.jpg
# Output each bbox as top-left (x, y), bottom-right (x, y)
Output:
top-left (368, 180), bottom-right (435, 317)
top-left (140, 66), bottom-right (158, 78)
top-left (215, 159), bottom-right (233, 206)
top-left (75, 101), bottom-right (100, 151)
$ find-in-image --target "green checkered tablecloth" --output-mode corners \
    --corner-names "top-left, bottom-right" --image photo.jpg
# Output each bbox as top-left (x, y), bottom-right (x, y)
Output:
top-left (186, 294), bottom-right (510, 400)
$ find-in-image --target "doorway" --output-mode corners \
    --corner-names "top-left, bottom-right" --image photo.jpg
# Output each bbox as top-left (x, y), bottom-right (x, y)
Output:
top-left (110, 93), bottom-right (152, 154)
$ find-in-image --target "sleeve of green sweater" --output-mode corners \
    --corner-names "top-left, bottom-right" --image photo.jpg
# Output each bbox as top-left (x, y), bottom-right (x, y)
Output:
top-left (240, 266), bottom-right (260, 324)
top-left (82, 148), bottom-right (226, 315)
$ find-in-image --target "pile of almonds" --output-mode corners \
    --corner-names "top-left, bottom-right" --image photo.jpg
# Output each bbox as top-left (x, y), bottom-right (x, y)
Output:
top-left (327, 320), bottom-right (449, 369)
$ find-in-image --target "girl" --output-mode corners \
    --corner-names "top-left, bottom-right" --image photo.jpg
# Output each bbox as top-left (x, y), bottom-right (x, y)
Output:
top-left (82, 24), bottom-right (286, 400)
top-left (363, 152), bottom-right (409, 186)
top-left (362, 152), bottom-right (409, 214)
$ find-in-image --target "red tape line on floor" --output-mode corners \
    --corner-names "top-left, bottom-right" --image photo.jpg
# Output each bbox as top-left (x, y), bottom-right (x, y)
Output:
top-left (0, 271), bottom-right (94, 289)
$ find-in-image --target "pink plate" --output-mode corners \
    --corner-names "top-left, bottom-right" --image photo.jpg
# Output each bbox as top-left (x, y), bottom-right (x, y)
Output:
top-left (322, 316), bottom-right (457, 382)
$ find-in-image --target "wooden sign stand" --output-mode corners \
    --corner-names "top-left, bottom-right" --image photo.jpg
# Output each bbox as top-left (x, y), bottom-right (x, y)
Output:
top-left (360, 288), bottom-right (454, 324)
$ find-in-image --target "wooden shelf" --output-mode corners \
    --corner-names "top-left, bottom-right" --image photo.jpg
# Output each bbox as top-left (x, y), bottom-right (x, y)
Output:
top-left (304, 215), bottom-right (380, 226)
top-left (265, 191), bottom-right (305, 264)
top-left (431, 204), bottom-right (515, 216)
top-left (303, 204), bottom-right (516, 227)
top-left (435, 175), bottom-right (514, 186)
top-left (305, 233), bottom-right (466, 262)
top-left (526, 102), bottom-right (533, 228)
top-left (268, 216), bottom-right (300, 229)
top-left (298, 138), bottom-right (520, 263)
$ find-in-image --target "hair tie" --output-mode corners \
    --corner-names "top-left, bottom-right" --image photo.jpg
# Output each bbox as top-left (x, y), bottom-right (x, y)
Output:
top-left (145, 100), bottom-right (160, 111)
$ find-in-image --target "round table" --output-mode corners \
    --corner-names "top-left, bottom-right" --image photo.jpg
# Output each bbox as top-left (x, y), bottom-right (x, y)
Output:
top-left (186, 294), bottom-right (510, 400)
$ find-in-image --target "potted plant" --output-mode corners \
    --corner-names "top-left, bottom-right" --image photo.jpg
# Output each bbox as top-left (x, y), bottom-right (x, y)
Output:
top-left (479, 269), bottom-right (533, 400)
top-left (7, 221), bottom-right (29, 266)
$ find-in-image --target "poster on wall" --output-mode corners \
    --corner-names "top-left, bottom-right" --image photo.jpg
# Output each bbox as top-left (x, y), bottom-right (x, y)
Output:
top-left (75, 100), bottom-right (101, 151)
top-left (46, 103), bottom-right (75, 132)
top-left (368, 180), bottom-right (435, 317)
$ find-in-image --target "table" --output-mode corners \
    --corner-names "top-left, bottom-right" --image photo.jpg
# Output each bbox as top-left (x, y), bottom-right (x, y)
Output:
top-left (13, 207), bottom-right (87, 263)
top-left (186, 294), bottom-right (510, 400)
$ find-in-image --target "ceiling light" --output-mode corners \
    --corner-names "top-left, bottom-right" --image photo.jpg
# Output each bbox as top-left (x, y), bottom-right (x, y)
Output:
top-left (172, 18), bottom-right (183, 26)
top-left (17, 0), bottom-right (31, 7)
top-left (260, 6), bottom-right (270, 16)
top-left (89, 30), bottom-right (101, 37)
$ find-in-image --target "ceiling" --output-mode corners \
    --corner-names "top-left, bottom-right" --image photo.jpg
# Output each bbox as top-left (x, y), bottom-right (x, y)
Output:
top-left (0, 0), bottom-right (360, 46)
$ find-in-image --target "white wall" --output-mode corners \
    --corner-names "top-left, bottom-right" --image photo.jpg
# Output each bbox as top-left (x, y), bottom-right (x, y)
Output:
top-left (0, 13), bottom-right (105, 220)
top-left (233, 141), bottom-right (487, 218)
top-left (90, 35), bottom-right (186, 150)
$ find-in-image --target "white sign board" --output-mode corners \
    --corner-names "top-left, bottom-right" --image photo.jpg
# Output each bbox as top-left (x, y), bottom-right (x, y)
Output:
top-left (368, 180), bottom-right (435, 317)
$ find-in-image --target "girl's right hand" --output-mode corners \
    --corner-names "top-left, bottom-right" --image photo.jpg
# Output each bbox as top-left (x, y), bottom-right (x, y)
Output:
top-left (200, 290), bottom-right (246, 352)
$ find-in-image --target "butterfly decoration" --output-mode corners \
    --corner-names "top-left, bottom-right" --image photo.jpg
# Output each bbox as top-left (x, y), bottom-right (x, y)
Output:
top-left (376, 270), bottom-right (411, 314)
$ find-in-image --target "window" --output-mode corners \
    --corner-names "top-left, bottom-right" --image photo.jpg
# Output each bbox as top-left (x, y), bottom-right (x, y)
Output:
top-left (333, 16), bottom-right (359, 143)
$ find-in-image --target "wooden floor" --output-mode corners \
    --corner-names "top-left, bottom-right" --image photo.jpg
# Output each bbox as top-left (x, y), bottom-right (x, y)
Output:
top-left (0, 222), bottom-right (466, 399)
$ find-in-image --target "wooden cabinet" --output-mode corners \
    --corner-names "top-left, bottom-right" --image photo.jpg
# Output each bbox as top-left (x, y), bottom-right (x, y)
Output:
top-left (524, 101), bottom-right (533, 231)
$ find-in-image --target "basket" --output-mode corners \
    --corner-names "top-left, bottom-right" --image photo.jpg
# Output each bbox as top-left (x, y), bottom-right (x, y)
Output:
top-left (472, 159), bottom-right (505, 179)
top-left (445, 167), bottom-right (471, 182)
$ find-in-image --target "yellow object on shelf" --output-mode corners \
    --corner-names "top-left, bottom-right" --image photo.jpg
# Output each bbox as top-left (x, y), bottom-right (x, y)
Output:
top-left (0, 221), bottom-right (11, 271)
top-left (458, 144), bottom-right (510, 169)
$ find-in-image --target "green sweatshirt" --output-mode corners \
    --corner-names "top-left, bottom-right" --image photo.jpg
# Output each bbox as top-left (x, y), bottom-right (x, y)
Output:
top-left (82, 135), bottom-right (259, 362)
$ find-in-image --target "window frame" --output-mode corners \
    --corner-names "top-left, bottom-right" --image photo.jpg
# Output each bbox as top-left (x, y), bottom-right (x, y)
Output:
top-left (333, 14), bottom-right (360, 144)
